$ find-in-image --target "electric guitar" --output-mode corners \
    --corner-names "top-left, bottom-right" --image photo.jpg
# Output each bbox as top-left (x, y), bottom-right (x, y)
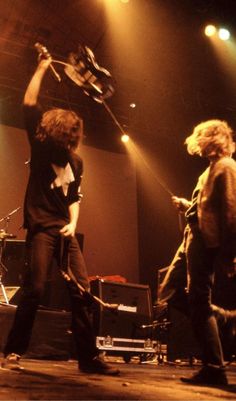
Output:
top-left (34, 42), bottom-right (114, 102)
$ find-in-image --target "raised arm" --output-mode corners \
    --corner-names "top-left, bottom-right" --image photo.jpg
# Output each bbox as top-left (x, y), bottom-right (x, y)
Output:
top-left (23, 58), bottom-right (52, 106)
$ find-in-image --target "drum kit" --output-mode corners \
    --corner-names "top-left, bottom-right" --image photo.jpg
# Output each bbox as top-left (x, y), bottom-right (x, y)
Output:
top-left (0, 207), bottom-right (20, 304)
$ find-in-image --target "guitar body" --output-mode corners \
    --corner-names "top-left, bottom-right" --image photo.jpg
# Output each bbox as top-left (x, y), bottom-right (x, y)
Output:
top-left (64, 45), bottom-right (114, 102)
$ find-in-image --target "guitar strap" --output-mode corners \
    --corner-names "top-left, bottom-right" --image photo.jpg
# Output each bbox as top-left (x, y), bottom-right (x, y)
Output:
top-left (58, 236), bottom-right (119, 309)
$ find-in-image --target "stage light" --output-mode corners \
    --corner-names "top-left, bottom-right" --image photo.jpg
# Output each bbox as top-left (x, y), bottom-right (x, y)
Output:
top-left (121, 134), bottom-right (130, 143)
top-left (218, 28), bottom-right (230, 41)
top-left (204, 25), bottom-right (216, 37)
top-left (129, 103), bottom-right (136, 108)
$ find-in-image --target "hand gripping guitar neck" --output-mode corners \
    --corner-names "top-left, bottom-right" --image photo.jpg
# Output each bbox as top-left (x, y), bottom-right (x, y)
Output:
top-left (34, 42), bottom-right (114, 102)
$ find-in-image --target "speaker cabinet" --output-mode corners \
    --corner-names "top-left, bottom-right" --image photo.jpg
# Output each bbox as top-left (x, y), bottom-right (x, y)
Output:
top-left (213, 267), bottom-right (236, 310)
top-left (90, 279), bottom-right (153, 339)
top-left (2, 240), bottom-right (26, 286)
top-left (0, 305), bottom-right (72, 360)
top-left (167, 306), bottom-right (201, 362)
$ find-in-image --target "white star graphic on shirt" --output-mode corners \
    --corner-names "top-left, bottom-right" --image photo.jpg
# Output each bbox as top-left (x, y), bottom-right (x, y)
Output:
top-left (50, 163), bottom-right (75, 196)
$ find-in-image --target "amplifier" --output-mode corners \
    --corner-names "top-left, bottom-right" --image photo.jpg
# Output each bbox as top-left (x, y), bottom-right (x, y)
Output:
top-left (90, 279), bottom-right (153, 339)
top-left (0, 304), bottom-right (72, 360)
top-left (2, 240), bottom-right (26, 286)
top-left (167, 306), bottom-right (201, 362)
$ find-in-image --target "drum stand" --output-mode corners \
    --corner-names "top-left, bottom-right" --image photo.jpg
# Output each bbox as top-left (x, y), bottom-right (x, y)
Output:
top-left (0, 207), bottom-right (19, 305)
top-left (0, 237), bottom-right (9, 304)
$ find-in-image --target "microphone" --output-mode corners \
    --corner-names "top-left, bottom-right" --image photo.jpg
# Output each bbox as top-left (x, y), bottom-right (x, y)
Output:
top-left (34, 43), bottom-right (61, 82)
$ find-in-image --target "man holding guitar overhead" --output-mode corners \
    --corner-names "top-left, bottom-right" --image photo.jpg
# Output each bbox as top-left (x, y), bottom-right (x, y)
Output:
top-left (1, 54), bottom-right (120, 376)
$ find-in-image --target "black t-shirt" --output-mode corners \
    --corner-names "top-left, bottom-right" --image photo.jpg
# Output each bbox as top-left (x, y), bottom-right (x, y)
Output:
top-left (23, 105), bottom-right (83, 232)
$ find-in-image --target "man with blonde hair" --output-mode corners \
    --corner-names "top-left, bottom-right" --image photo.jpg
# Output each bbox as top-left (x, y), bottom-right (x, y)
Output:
top-left (179, 119), bottom-right (236, 386)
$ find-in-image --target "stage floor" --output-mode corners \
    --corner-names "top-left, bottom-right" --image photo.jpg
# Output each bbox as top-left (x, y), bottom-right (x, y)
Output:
top-left (0, 356), bottom-right (235, 400)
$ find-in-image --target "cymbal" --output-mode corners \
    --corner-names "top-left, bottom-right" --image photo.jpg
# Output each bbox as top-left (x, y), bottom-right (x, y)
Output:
top-left (0, 230), bottom-right (16, 240)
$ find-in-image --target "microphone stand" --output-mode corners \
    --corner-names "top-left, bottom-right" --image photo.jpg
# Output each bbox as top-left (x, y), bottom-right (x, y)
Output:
top-left (0, 206), bottom-right (21, 232)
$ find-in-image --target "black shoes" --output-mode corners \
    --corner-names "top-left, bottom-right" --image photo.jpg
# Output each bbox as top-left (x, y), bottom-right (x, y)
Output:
top-left (181, 366), bottom-right (228, 386)
top-left (2, 354), bottom-right (120, 376)
top-left (79, 356), bottom-right (120, 376)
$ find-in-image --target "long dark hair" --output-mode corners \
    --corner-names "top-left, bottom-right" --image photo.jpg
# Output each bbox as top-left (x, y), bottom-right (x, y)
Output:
top-left (36, 108), bottom-right (83, 150)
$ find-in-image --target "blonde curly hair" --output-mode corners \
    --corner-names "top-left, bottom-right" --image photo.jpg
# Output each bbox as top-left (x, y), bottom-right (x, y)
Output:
top-left (185, 119), bottom-right (234, 158)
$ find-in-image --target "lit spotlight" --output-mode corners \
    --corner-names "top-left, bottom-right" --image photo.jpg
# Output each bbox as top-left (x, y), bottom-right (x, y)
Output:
top-left (204, 24), bottom-right (216, 37)
top-left (129, 103), bottom-right (136, 108)
top-left (121, 134), bottom-right (130, 143)
top-left (218, 28), bottom-right (230, 41)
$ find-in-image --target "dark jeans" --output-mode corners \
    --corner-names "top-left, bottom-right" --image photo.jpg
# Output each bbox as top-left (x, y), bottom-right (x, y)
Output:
top-left (4, 228), bottom-right (98, 363)
top-left (158, 225), bottom-right (189, 314)
top-left (186, 225), bottom-right (224, 368)
top-left (159, 224), bottom-right (225, 368)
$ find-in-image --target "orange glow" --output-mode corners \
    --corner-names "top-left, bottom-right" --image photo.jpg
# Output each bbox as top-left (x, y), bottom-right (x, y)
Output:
top-left (203, 29), bottom-right (236, 91)
top-left (123, 138), bottom-right (173, 199)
